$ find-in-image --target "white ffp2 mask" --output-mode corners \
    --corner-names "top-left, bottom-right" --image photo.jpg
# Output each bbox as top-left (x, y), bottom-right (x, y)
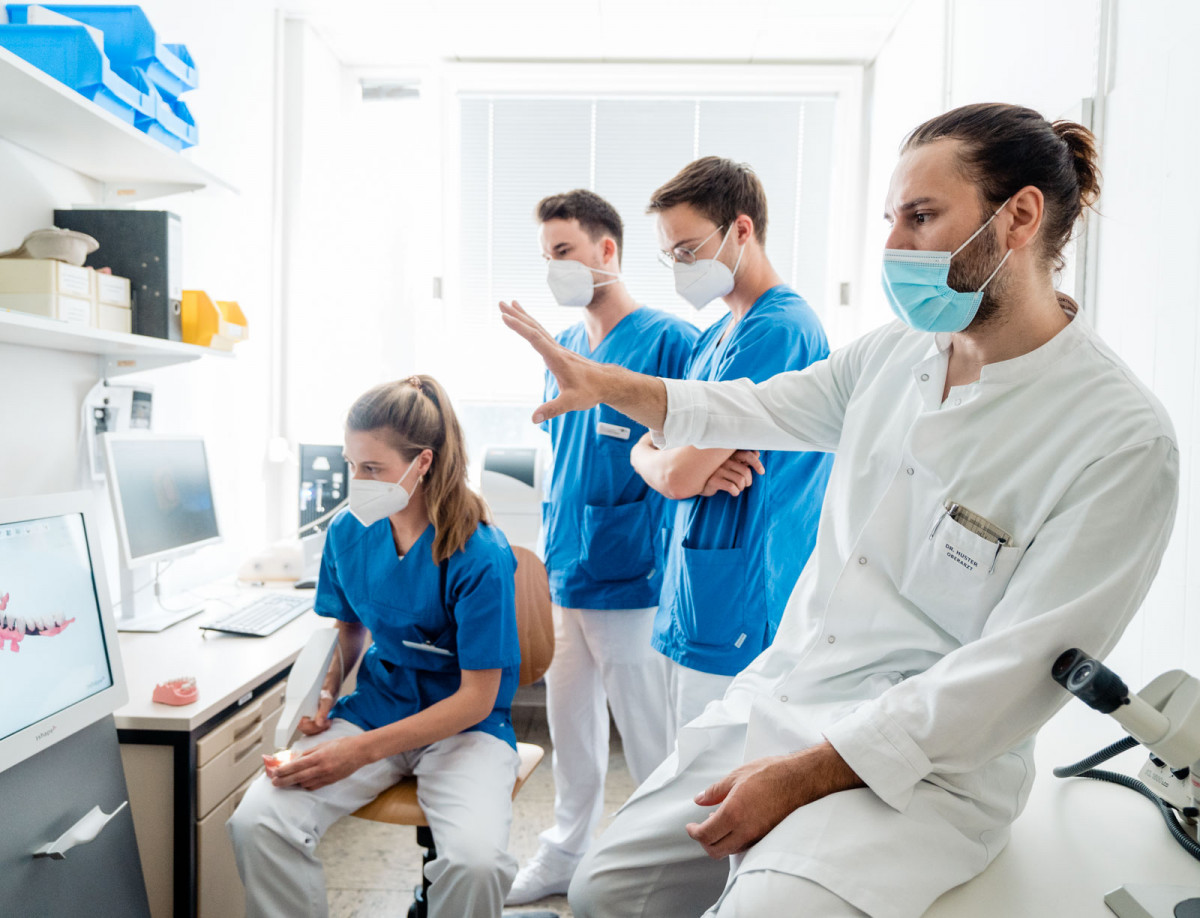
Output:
top-left (546, 258), bottom-right (620, 307)
top-left (672, 225), bottom-right (744, 310)
top-left (348, 456), bottom-right (420, 527)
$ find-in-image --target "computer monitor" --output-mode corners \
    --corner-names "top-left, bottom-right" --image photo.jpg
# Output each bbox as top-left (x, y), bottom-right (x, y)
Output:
top-left (102, 433), bottom-right (223, 631)
top-left (0, 491), bottom-right (127, 773)
top-left (299, 443), bottom-right (347, 535)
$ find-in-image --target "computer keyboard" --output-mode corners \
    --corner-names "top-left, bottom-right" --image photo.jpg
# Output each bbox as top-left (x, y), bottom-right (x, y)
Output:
top-left (199, 593), bottom-right (315, 637)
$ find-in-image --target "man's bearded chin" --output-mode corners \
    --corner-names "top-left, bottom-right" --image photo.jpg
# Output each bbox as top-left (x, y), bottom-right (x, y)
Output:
top-left (947, 225), bottom-right (1009, 331)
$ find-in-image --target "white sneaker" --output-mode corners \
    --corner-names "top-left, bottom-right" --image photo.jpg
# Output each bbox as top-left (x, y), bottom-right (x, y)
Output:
top-left (505, 844), bottom-right (583, 905)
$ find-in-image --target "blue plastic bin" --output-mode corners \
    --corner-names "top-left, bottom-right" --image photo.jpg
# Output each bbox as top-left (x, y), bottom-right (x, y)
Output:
top-left (0, 23), bottom-right (153, 125)
top-left (6, 4), bottom-right (198, 96)
top-left (139, 84), bottom-right (197, 151)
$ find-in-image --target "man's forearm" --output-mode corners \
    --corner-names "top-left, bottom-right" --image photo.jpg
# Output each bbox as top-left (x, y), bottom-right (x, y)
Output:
top-left (595, 364), bottom-right (668, 431)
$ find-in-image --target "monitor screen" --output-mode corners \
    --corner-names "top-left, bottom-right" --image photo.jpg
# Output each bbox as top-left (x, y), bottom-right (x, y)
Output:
top-left (299, 443), bottom-right (348, 534)
top-left (0, 494), bottom-right (125, 772)
top-left (104, 435), bottom-right (221, 566)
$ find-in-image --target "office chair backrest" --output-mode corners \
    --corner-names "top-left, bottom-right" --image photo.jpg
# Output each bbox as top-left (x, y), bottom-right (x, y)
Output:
top-left (512, 545), bottom-right (553, 686)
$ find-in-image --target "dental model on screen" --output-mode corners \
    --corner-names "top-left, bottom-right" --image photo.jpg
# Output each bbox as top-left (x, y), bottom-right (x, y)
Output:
top-left (0, 591), bottom-right (76, 651)
top-left (0, 491), bottom-right (127, 774)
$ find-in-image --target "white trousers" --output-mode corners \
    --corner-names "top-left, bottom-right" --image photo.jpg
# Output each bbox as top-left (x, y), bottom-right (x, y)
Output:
top-left (568, 722), bottom-right (863, 918)
top-left (539, 605), bottom-right (672, 856)
top-left (227, 719), bottom-right (519, 918)
top-left (661, 655), bottom-right (735, 740)
top-left (709, 874), bottom-right (867, 917)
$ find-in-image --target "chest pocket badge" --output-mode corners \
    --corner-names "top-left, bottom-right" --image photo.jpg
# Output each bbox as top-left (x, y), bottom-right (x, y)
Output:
top-left (597, 420), bottom-right (631, 440)
top-left (901, 500), bottom-right (1022, 644)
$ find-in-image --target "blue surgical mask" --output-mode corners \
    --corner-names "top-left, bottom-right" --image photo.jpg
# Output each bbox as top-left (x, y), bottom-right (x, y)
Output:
top-left (881, 198), bottom-right (1012, 333)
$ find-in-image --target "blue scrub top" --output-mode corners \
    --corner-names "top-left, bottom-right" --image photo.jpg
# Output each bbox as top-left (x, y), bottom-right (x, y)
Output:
top-left (542, 306), bottom-right (698, 610)
top-left (315, 511), bottom-right (521, 749)
top-left (653, 285), bottom-right (833, 676)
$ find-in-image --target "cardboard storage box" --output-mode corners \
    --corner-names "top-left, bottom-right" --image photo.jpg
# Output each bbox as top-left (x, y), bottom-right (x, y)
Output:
top-left (0, 258), bottom-right (94, 326)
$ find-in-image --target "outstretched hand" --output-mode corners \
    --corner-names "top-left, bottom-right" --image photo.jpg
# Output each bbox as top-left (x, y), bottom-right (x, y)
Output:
top-left (499, 300), bottom-right (605, 423)
top-left (685, 742), bottom-right (864, 859)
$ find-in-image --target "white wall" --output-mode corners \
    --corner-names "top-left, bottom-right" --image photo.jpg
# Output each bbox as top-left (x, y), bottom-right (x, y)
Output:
top-left (0, 0), bottom-right (280, 598)
top-left (1085, 0), bottom-right (1200, 686)
top-left (856, 0), bottom-right (947, 338)
top-left (866, 0), bottom-right (1197, 688)
top-left (279, 20), bottom-right (426, 451)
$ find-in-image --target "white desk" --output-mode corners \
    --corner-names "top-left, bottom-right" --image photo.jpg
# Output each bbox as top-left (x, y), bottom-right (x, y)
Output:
top-left (926, 702), bottom-right (1200, 917)
top-left (114, 593), bottom-right (331, 918)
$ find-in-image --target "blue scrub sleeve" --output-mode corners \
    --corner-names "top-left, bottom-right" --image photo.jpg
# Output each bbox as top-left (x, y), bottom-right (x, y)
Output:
top-left (660, 323), bottom-right (699, 379)
top-left (447, 548), bottom-right (521, 671)
top-left (718, 312), bottom-right (828, 384)
top-left (313, 532), bottom-right (359, 623)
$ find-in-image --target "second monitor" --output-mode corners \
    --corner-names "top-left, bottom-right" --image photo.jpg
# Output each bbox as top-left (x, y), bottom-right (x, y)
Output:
top-left (102, 433), bottom-right (222, 631)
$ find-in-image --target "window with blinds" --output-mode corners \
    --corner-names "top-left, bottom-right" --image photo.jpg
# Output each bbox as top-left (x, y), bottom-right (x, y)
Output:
top-left (454, 93), bottom-right (838, 402)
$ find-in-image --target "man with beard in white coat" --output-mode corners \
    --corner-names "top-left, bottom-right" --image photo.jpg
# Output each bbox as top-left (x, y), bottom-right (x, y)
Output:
top-left (498, 102), bottom-right (1180, 917)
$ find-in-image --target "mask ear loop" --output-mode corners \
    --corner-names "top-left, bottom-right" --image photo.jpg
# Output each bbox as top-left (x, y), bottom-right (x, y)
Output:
top-left (553, 259), bottom-right (621, 289)
top-left (710, 223), bottom-right (734, 260)
top-left (590, 264), bottom-right (621, 290)
top-left (950, 196), bottom-right (1013, 258)
top-left (708, 222), bottom-right (745, 278)
top-left (975, 248), bottom-right (1012, 294)
top-left (396, 452), bottom-right (423, 488)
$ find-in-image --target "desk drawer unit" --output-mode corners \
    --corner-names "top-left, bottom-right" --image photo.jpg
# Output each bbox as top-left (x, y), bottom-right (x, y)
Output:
top-left (197, 772), bottom-right (257, 918)
top-left (119, 671), bottom-right (290, 918)
top-left (196, 680), bottom-right (285, 819)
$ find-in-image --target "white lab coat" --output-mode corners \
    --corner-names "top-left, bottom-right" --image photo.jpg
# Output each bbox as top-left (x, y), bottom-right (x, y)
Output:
top-left (641, 316), bottom-right (1178, 917)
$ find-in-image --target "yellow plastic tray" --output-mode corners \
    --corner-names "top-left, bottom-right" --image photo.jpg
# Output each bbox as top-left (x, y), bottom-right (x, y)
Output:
top-left (182, 289), bottom-right (248, 350)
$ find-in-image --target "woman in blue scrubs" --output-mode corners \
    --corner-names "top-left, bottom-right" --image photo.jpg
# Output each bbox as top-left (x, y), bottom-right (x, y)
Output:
top-left (228, 375), bottom-right (522, 918)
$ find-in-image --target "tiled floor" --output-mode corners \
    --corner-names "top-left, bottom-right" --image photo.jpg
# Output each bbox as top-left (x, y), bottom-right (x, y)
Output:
top-left (318, 695), bottom-right (637, 917)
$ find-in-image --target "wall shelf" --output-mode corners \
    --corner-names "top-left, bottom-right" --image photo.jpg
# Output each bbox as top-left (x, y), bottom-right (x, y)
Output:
top-left (0, 45), bottom-right (235, 203)
top-left (0, 308), bottom-right (231, 376)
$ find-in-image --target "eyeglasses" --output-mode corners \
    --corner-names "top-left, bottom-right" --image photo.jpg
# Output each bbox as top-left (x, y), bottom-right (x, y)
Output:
top-left (657, 225), bottom-right (725, 269)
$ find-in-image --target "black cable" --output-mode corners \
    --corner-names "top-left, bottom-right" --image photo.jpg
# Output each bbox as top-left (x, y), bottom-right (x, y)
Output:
top-left (1053, 735), bottom-right (1139, 778)
top-left (1065, 767), bottom-right (1200, 861)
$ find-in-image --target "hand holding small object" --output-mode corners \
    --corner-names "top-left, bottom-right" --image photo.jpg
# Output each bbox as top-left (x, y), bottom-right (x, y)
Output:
top-left (298, 688), bottom-right (335, 736)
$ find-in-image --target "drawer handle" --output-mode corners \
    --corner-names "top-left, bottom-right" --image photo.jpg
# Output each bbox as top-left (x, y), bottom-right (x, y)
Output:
top-left (231, 697), bottom-right (268, 739)
top-left (233, 726), bottom-right (265, 764)
top-left (33, 802), bottom-right (128, 860)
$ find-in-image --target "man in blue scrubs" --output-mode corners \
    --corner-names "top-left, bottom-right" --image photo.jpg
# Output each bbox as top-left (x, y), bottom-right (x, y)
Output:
top-left (631, 157), bottom-right (833, 736)
top-left (503, 190), bottom-right (698, 904)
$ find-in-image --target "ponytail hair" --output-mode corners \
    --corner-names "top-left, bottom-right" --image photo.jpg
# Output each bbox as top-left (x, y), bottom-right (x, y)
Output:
top-left (903, 102), bottom-right (1102, 272)
top-left (1051, 119), bottom-right (1102, 212)
top-left (346, 375), bottom-right (490, 564)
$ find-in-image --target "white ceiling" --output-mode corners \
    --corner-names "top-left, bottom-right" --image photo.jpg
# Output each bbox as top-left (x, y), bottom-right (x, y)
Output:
top-left (288, 0), bottom-right (913, 69)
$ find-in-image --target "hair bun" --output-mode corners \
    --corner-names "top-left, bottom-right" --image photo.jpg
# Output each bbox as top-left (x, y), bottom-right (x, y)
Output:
top-left (1051, 120), bottom-right (1102, 211)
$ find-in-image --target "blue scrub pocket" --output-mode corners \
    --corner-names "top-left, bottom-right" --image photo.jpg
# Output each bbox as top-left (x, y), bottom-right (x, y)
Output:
top-left (677, 546), bottom-right (747, 647)
top-left (579, 501), bottom-right (654, 582)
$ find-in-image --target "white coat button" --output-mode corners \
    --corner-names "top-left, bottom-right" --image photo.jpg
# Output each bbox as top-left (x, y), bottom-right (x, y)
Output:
top-left (954, 398), bottom-right (962, 406)
top-left (780, 695), bottom-right (789, 703)
top-left (858, 556), bottom-right (867, 565)
top-left (906, 467), bottom-right (915, 476)
top-left (920, 373), bottom-right (930, 381)
top-left (827, 635), bottom-right (836, 644)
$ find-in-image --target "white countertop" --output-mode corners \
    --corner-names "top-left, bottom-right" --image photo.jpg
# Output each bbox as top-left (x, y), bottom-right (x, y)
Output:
top-left (926, 701), bottom-right (1200, 916)
top-left (113, 588), bottom-right (332, 733)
